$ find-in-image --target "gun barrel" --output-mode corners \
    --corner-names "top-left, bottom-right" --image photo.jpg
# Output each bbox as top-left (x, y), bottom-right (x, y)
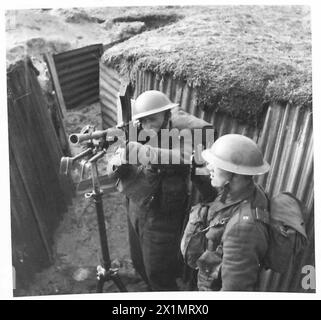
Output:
top-left (69, 130), bottom-right (109, 144)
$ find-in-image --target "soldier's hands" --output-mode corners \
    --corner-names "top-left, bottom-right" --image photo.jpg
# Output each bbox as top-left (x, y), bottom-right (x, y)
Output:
top-left (126, 141), bottom-right (157, 166)
top-left (106, 147), bottom-right (126, 176)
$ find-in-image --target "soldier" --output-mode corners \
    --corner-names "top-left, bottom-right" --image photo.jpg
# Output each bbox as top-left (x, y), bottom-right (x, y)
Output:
top-left (183, 134), bottom-right (271, 291)
top-left (109, 90), bottom-right (215, 291)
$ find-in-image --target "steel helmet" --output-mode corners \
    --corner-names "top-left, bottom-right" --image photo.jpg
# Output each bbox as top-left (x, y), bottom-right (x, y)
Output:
top-left (132, 90), bottom-right (178, 121)
top-left (202, 134), bottom-right (270, 175)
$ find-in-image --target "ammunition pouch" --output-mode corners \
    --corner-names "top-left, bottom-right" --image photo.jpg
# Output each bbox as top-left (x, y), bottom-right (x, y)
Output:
top-left (197, 248), bottom-right (222, 279)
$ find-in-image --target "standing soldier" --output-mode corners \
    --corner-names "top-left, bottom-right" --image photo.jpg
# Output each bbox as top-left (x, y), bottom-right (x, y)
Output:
top-left (181, 134), bottom-right (271, 291)
top-left (109, 90), bottom-right (215, 291)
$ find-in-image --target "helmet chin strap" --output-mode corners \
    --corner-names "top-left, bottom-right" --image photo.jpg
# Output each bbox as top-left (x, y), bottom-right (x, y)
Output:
top-left (156, 110), bottom-right (171, 144)
top-left (160, 110), bottom-right (171, 130)
top-left (220, 173), bottom-right (234, 203)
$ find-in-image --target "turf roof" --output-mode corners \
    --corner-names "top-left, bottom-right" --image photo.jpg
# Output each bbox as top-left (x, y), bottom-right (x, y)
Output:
top-left (102, 6), bottom-right (312, 124)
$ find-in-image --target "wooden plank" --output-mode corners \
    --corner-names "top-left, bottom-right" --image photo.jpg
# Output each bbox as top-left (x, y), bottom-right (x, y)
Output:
top-left (9, 101), bottom-right (50, 241)
top-left (7, 60), bottom-right (75, 285)
top-left (8, 72), bottom-right (60, 245)
top-left (119, 82), bottom-right (132, 126)
top-left (26, 66), bottom-right (74, 202)
top-left (118, 83), bottom-right (132, 218)
top-left (38, 65), bottom-right (70, 156)
top-left (30, 71), bottom-right (75, 202)
top-left (10, 150), bottom-right (51, 270)
top-left (44, 53), bottom-right (67, 117)
top-left (27, 66), bottom-right (63, 161)
top-left (8, 97), bottom-right (53, 262)
top-left (11, 180), bottom-right (48, 290)
top-left (23, 72), bottom-right (70, 220)
top-left (17, 67), bottom-right (61, 178)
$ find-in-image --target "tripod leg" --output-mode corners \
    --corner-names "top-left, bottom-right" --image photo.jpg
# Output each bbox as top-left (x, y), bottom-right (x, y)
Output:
top-left (96, 269), bottom-right (127, 293)
top-left (93, 191), bottom-right (112, 269)
top-left (111, 273), bottom-right (128, 292)
top-left (96, 277), bottom-right (104, 293)
top-left (92, 188), bottom-right (128, 293)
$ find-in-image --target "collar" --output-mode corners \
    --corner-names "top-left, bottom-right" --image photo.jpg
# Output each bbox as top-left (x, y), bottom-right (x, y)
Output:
top-left (219, 180), bottom-right (256, 204)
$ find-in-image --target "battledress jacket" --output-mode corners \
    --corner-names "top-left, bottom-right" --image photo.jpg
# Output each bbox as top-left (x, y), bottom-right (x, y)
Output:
top-left (114, 107), bottom-right (215, 290)
top-left (197, 182), bottom-right (270, 291)
top-left (116, 106), bottom-right (215, 206)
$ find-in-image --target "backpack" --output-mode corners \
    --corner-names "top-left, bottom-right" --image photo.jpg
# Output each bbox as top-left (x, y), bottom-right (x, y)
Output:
top-left (261, 192), bottom-right (308, 273)
top-left (180, 190), bottom-right (308, 274)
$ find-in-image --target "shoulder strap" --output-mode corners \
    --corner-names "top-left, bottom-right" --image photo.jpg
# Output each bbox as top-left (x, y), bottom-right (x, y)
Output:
top-left (221, 200), bottom-right (270, 242)
top-left (210, 197), bottom-right (246, 216)
top-left (209, 186), bottom-right (270, 257)
top-left (206, 197), bottom-right (245, 228)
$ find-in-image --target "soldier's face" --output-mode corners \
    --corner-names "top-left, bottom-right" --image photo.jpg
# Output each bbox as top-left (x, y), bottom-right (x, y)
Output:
top-left (141, 111), bottom-right (166, 133)
top-left (207, 164), bottom-right (231, 188)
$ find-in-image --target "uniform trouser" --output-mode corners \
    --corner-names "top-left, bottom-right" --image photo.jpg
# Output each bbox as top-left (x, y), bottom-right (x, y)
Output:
top-left (127, 199), bottom-right (187, 291)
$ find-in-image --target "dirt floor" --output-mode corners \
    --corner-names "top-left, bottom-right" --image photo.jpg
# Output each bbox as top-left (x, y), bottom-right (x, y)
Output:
top-left (19, 191), bottom-right (149, 296)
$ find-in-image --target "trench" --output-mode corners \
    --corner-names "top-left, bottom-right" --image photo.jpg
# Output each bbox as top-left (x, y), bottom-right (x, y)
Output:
top-left (102, 13), bottom-right (184, 49)
top-left (12, 11), bottom-right (186, 297)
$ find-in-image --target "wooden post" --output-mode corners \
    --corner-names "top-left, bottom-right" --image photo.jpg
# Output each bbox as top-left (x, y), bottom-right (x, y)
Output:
top-left (119, 82), bottom-right (132, 127)
top-left (118, 82), bottom-right (132, 221)
top-left (44, 53), bottom-right (71, 156)
top-left (44, 53), bottom-right (67, 117)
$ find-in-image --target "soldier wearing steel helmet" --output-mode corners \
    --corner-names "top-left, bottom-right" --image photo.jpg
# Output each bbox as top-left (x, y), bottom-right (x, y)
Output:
top-left (185, 134), bottom-right (271, 291)
top-left (110, 90), bottom-right (216, 291)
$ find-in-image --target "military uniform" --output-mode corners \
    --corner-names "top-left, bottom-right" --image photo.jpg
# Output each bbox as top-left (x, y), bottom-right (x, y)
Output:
top-left (118, 107), bottom-right (214, 291)
top-left (197, 182), bottom-right (269, 291)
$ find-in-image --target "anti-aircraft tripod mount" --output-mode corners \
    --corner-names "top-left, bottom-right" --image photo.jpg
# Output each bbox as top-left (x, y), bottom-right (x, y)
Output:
top-left (59, 125), bottom-right (127, 293)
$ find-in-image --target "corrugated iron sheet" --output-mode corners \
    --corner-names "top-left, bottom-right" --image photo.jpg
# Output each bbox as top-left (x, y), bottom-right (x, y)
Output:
top-left (53, 44), bottom-right (103, 110)
top-left (134, 70), bottom-right (200, 116)
top-left (256, 104), bottom-right (314, 292)
top-left (100, 63), bottom-right (121, 129)
top-left (100, 67), bottom-right (314, 292)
